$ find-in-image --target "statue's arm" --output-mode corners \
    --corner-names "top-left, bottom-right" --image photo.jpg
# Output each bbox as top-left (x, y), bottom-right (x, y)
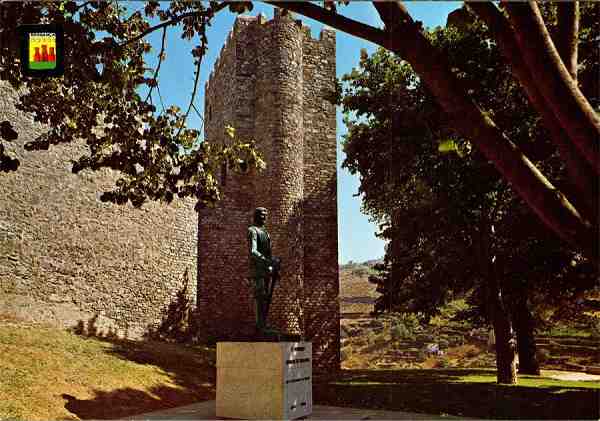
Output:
top-left (248, 228), bottom-right (271, 265)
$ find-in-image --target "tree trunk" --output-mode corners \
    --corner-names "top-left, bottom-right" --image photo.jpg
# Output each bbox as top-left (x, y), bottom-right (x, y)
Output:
top-left (491, 295), bottom-right (518, 384)
top-left (503, 1), bottom-right (599, 173)
top-left (488, 259), bottom-right (518, 384)
top-left (487, 260), bottom-right (518, 384)
top-left (512, 298), bottom-right (541, 375)
top-left (555, 1), bottom-right (579, 81)
top-left (475, 211), bottom-right (518, 385)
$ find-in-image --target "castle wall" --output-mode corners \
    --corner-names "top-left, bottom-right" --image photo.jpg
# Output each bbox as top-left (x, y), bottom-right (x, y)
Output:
top-left (198, 17), bottom-right (258, 338)
top-left (301, 29), bottom-right (339, 369)
top-left (200, 11), bottom-right (339, 371)
top-left (254, 11), bottom-right (305, 336)
top-left (0, 82), bottom-right (197, 338)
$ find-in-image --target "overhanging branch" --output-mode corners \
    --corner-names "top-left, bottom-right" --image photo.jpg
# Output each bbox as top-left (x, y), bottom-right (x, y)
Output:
top-left (371, 1), bottom-right (596, 259)
top-left (263, 1), bottom-right (386, 45)
top-left (119, 2), bottom-right (228, 48)
top-left (503, 1), bottom-right (600, 175)
top-left (467, 1), bottom-right (598, 225)
top-left (269, 0), bottom-right (597, 258)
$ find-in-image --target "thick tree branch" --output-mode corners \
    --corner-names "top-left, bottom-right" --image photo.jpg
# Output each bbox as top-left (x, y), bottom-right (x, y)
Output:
top-left (467, 1), bottom-right (597, 225)
top-left (555, 1), bottom-right (579, 81)
top-left (369, 1), bottom-right (596, 259)
top-left (503, 1), bottom-right (599, 174)
top-left (263, 1), bottom-right (386, 44)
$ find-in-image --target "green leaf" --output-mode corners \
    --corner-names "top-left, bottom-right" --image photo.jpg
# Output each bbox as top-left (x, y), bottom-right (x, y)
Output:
top-left (167, 105), bottom-right (181, 115)
top-left (224, 125), bottom-right (235, 139)
top-left (438, 139), bottom-right (458, 154)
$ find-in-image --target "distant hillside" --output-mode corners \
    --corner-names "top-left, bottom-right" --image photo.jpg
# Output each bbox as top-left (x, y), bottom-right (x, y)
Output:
top-left (339, 260), bottom-right (382, 315)
top-left (340, 258), bottom-right (383, 270)
top-left (364, 258), bottom-right (384, 267)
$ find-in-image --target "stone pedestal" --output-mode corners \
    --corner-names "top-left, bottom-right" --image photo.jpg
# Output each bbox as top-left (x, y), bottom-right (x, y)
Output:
top-left (216, 342), bottom-right (312, 420)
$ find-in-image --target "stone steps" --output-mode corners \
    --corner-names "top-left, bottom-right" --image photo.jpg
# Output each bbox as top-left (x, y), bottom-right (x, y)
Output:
top-left (537, 339), bottom-right (592, 345)
top-left (341, 320), bottom-right (598, 372)
top-left (586, 366), bottom-right (600, 375)
top-left (383, 350), bottom-right (421, 359)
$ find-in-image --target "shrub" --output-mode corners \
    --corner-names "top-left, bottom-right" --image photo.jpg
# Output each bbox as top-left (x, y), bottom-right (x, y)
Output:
top-left (391, 324), bottom-right (410, 341)
top-left (422, 356), bottom-right (438, 369)
top-left (390, 314), bottom-right (420, 341)
top-left (436, 357), bottom-right (450, 368)
top-left (465, 345), bottom-right (480, 358)
top-left (374, 333), bottom-right (387, 345)
top-left (351, 266), bottom-right (370, 277)
top-left (446, 344), bottom-right (481, 359)
top-left (589, 318), bottom-right (600, 338)
top-left (536, 348), bottom-right (551, 363)
top-left (353, 336), bottom-right (368, 346)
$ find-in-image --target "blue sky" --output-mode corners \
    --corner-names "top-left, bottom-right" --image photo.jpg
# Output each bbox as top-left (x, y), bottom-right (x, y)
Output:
top-left (135, 1), bottom-right (461, 264)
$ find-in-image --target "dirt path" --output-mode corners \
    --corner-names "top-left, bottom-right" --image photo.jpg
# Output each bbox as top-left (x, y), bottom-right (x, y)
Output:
top-left (542, 370), bottom-right (600, 381)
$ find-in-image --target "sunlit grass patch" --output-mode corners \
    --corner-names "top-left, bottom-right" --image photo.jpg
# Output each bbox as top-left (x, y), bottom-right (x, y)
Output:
top-left (0, 323), bottom-right (215, 420)
top-left (453, 371), bottom-right (600, 389)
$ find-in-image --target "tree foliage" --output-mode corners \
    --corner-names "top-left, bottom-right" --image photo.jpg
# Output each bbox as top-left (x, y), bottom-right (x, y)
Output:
top-left (339, 4), bottom-right (598, 382)
top-left (0, 0), bottom-right (263, 210)
top-left (341, 3), bottom-right (598, 320)
top-left (1, 1), bottom-right (598, 258)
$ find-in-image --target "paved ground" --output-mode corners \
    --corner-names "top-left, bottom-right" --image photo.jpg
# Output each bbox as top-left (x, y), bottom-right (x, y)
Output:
top-left (122, 401), bottom-right (462, 420)
top-left (117, 371), bottom-right (599, 420)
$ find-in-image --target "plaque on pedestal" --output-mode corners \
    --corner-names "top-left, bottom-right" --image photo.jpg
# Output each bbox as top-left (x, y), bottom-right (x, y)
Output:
top-left (216, 342), bottom-right (312, 420)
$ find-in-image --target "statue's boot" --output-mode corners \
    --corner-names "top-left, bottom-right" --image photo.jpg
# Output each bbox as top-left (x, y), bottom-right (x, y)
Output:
top-left (259, 326), bottom-right (281, 341)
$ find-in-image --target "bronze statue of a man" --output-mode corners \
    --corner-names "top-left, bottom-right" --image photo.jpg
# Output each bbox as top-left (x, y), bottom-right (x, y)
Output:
top-left (248, 207), bottom-right (280, 333)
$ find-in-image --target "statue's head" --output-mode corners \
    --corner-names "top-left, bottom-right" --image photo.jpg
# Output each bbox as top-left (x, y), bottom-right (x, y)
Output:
top-left (254, 207), bottom-right (268, 226)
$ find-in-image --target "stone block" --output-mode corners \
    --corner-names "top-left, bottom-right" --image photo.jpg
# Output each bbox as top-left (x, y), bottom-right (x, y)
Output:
top-left (216, 342), bottom-right (312, 420)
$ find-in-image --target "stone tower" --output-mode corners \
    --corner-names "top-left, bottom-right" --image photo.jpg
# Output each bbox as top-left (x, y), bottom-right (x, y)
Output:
top-left (199, 10), bottom-right (339, 371)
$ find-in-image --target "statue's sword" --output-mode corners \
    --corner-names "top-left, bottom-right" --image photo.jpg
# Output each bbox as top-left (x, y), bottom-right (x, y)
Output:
top-left (265, 257), bottom-right (281, 321)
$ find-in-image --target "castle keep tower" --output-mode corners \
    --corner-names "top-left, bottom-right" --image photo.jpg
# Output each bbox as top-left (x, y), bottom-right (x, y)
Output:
top-left (199, 10), bottom-right (339, 370)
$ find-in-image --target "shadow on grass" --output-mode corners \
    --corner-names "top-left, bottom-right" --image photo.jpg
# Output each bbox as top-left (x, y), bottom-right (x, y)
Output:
top-left (313, 369), bottom-right (599, 419)
top-left (62, 271), bottom-right (216, 420)
top-left (62, 329), bottom-right (216, 420)
top-left (61, 382), bottom-right (212, 420)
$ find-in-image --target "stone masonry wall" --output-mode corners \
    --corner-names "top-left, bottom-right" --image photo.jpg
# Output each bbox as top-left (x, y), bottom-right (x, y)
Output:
top-left (198, 17), bottom-right (257, 338)
top-left (301, 28), bottom-right (339, 371)
top-left (200, 10), bottom-right (339, 371)
top-left (0, 82), bottom-right (197, 338)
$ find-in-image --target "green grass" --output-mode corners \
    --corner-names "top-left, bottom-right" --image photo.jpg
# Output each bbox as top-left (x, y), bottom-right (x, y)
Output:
top-left (541, 325), bottom-right (595, 338)
top-left (3, 321), bottom-right (599, 420)
top-left (0, 323), bottom-right (216, 420)
top-left (29, 61), bottom-right (56, 70)
top-left (314, 369), bottom-right (600, 419)
top-left (455, 372), bottom-right (600, 389)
